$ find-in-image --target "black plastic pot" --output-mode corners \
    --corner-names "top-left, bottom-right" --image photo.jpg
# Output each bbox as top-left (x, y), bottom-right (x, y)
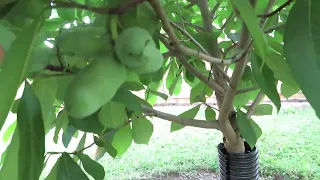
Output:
top-left (217, 141), bottom-right (259, 180)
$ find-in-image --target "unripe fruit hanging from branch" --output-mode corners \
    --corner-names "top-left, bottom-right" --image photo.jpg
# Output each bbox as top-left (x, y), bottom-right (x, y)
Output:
top-left (115, 27), bottom-right (163, 75)
top-left (64, 54), bottom-right (127, 119)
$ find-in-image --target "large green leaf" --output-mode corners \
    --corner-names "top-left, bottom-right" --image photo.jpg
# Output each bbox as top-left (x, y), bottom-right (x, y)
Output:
top-left (231, 0), bottom-right (268, 58)
top-left (0, 131), bottom-right (20, 180)
top-left (119, 1), bottom-right (160, 34)
top-left (2, 120), bottom-right (16, 143)
top-left (281, 82), bottom-right (300, 99)
top-left (16, 82), bottom-right (45, 180)
top-left (190, 82), bottom-right (206, 104)
top-left (54, 109), bottom-right (69, 144)
top-left (204, 107), bottom-right (216, 121)
top-left (32, 77), bottom-right (57, 122)
top-left (69, 112), bottom-right (107, 135)
top-left (169, 74), bottom-right (182, 96)
top-left (112, 87), bottom-right (144, 113)
top-left (45, 157), bottom-right (59, 180)
top-left (62, 125), bottom-right (77, 148)
top-left (0, 15), bottom-right (44, 130)
top-left (236, 110), bottom-right (262, 149)
top-left (263, 49), bottom-right (299, 88)
top-left (148, 90), bottom-right (168, 100)
top-left (245, 104), bottom-right (273, 116)
top-left (283, 0), bottom-right (320, 118)
top-left (98, 101), bottom-right (126, 128)
top-left (57, 153), bottom-right (90, 180)
top-left (170, 105), bottom-right (201, 132)
top-left (73, 133), bottom-right (87, 162)
top-left (251, 54), bottom-right (281, 112)
top-left (111, 125), bottom-right (133, 157)
top-left (56, 75), bottom-right (75, 102)
top-left (76, 153), bottom-right (105, 180)
top-left (132, 117), bottom-right (154, 144)
top-left (0, 24), bottom-right (15, 51)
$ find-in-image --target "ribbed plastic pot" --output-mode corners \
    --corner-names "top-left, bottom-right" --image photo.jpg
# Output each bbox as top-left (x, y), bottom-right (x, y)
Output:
top-left (217, 141), bottom-right (259, 180)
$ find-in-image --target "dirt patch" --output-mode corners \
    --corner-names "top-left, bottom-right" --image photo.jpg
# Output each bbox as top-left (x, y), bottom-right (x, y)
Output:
top-left (148, 170), bottom-right (278, 180)
top-left (151, 169), bottom-right (219, 180)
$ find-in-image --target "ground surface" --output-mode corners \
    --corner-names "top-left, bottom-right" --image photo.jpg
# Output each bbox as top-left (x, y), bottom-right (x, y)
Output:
top-left (38, 102), bottom-right (320, 180)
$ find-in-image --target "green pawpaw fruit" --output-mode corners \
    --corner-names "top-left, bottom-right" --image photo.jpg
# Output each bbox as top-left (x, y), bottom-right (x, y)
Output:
top-left (129, 42), bottom-right (164, 74)
top-left (56, 25), bottom-right (113, 58)
top-left (64, 54), bottom-right (127, 119)
top-left (115, 27), bottom-right (156, 68)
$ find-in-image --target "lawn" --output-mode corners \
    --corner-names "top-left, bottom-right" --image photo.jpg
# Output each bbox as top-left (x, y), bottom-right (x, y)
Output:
top-left (40, 103), bottom-right (320, 180)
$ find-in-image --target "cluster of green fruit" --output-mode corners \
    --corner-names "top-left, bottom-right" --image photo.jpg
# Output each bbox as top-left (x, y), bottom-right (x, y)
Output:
top-left (58, 26), bottom-right (163, 119)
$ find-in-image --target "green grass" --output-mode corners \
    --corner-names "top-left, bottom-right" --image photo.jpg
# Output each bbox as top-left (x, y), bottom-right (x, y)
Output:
top-left (96, 105), bottom-right (320, 180)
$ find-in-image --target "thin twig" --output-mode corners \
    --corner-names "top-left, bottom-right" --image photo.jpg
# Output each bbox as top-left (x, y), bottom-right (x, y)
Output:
top-left (170, 21), bottom-right (233, 82)
top-left (257, 0), bottom-right (294, 18)
top-left (170, 21), bottom-right (209, 55)
top-left (176, 41), bottom-right (244, 65)
top-left (203, 102), bottom-right (219, 112)
top-left (220, 12), bottom-right (235, 31)
top-left (223, 42), bottom-right (238, 60)
top-left (246, 90), bottom-right (265, 119)
top-left (171, 21), bottom-right (203, 31)
top-left (236, 86), bottom-right (260, 94)
top-left (264, 23), bottom-right (284, 34)
top-left (162, 51), bottom-right (174, 59)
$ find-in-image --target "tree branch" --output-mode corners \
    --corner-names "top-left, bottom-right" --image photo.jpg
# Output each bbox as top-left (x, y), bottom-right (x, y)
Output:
top-left (49, 0), bottom-right (147, 15)
top-left (170, 21), bottom-right (209, 55)
top-left (150, 0), bottom-right (179, 44)
top-left (217, 0), bottom-right (258, 147)
top-left (170, 21), bottom-right (231, 82)
top-left (141, 105), bottom-right (220, 130)
top-left (196, 0), bottom-right (213, 32)
top-left (236, 86), bottom-right (260, 95)
top-left (151, 0), bottom-right (245, 66)
top-left (171, 21), bottom-right (203, 32)
top-left (178, 44), bottom-right (242, 65)
top-left (159, 36), bottom-right (226, 95)
top-left (210, 1), bottom-right (221, 19)
top-left (220, 12), bottom-right (235, 31)
top-left (246, 90), bottom-right (265, 119)
top-left (185, 0), bottom-right (197, 9)
top-left (257, 0), bottom-right (293, 18)
top-left (162, 51), bottom-right (175, 59)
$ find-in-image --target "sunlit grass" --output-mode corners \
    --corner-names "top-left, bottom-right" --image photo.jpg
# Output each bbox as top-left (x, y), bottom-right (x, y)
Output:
top-left (39, 104), bottom-right (320, 180)
top-left (97, 105), bottom-right (320, 180)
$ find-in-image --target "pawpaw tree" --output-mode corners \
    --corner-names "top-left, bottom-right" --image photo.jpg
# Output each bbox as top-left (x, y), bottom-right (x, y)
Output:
top-left (0, 0), bottom-right (319, 179)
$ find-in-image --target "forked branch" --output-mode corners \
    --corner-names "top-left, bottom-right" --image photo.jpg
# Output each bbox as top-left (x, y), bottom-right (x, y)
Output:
top-left (159, 35), bottom-right (226, 94)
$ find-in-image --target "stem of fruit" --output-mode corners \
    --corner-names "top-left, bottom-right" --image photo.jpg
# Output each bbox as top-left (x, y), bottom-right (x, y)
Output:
top-left (110, 15), bottom-right (119, 41)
